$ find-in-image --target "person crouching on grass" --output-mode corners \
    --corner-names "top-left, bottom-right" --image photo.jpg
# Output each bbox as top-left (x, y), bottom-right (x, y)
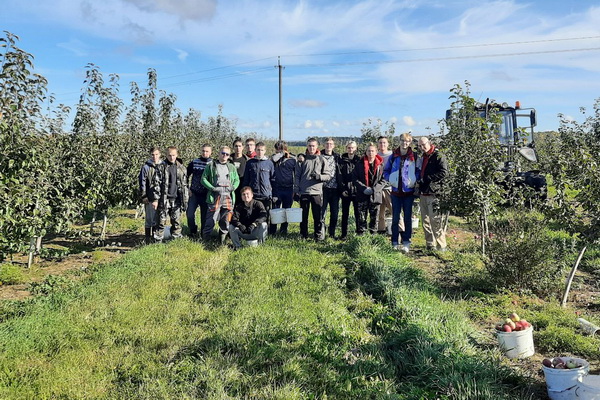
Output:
top-left (352, 143), bottom-right (385, 235)
top-left (228, 186), bottom-right (268, 250)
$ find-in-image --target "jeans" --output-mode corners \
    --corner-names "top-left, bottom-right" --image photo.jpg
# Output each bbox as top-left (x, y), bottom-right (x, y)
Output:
top-left (186, 191), bottom-right (208, 236)
top-left (391, 195), bottom-right (414, 246)
top-left (321, 187), bottom-right (340, 237)
top-left (270, 187), bottom-right (294, 234)
top-left (229, 222), bottom-right (268, 248)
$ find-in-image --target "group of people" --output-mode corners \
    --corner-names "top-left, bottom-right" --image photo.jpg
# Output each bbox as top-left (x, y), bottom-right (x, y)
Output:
top-left (138, 134), bottom-right (448, 252)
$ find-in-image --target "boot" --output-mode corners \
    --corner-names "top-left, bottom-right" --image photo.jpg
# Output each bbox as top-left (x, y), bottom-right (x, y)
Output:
top-left (144, 228), bottom-right (152, 245)
top-left (219, 231), bottom-right (228, 245)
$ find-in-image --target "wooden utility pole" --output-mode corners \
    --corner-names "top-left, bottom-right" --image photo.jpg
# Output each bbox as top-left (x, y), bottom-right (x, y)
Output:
top-left (276, 56), bottom-right (284, 141)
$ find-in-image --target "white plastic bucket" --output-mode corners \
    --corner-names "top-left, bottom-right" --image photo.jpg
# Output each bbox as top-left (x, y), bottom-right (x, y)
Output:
top-left (285, 208), bottom-right (302, 223)
top-left (385, 217), bottom-right (393, 235)
top-left (245, 239), bottom-right (259, 247)
top-left (577, 374), bottom-right (600, 399)
top-left (496, 326), bottom-right (534, 359)
top-left (411, 216), bottom-right (419, 229)
top-left (543, 357), bottom-right (589, 400)
top-left (270, 208), bottom-right (287, 224)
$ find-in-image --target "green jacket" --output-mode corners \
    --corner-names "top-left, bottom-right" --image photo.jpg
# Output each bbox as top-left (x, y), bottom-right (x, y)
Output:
top-left (200, 161), bottom-right (240, 204)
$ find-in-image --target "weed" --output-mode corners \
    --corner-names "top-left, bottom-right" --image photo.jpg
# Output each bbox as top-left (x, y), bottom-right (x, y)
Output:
top-left (0, 263), bottom-right (26, 285)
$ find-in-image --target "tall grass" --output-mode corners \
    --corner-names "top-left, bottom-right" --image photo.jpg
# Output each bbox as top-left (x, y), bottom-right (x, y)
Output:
top-left (0, 233), bottom-right (540, 399)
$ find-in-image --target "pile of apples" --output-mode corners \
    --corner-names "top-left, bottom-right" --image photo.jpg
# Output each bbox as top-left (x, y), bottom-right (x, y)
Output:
top-left (494, 312), bottom-right (532, 333)
top-left (542, 357), bottom-right (583, 370)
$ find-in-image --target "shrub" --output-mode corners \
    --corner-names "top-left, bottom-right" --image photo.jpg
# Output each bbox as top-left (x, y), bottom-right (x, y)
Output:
top-left (485, 210), bottom-right (574, 297)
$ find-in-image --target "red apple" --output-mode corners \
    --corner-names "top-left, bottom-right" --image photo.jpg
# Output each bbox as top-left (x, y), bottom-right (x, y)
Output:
top-left (542, 358), bottom-right (553, 368)
top-left (502, 324), bottom-right (513, 333)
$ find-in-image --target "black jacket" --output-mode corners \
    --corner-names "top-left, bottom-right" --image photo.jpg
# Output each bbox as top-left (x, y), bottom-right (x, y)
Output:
top-left (338, 153), bottom-right (359, 196)
top-left (417, 148), bottom-right (448, 195)
top-left (353, 155), bottom-right (385, 204)
top-left (231, 199), bottom-right (268, 228)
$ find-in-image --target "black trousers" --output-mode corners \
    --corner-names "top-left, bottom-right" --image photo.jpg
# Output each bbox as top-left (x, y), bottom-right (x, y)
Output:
top-left (300, 194), bottom-right (324, 240)
top-left (357, 200), bottom-right (380, 235)
top-left (340, 195), bottom-right (359, 238)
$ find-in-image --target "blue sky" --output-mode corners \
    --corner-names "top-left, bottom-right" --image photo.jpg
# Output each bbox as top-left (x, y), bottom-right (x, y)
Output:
top-left (2, 0), bottom-right (600, 141)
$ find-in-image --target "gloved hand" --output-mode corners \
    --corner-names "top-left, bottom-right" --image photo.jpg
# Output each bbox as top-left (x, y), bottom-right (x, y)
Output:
top-left (246, 223), bottom-right (257, 233)
top-left (213, 186), bottom-right (225, 194)
top-left (342, 191), bottom-right (349, 198)
top-left (293, 193), bottom-right (300, 202)
top-left (310, 173), bottom-right (319, 181)
top-left (363, 187), bottom-right (374, 195)
top-left (237, 224), bottom-right (246, 233)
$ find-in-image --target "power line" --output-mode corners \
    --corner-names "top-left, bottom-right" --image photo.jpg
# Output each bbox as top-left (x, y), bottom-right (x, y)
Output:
top-left (160, 66), bottom-right (273, 88)
top-left (291, 46), bottom-right (600, 68)
top-left (283, 35), bottom-right (600, 57)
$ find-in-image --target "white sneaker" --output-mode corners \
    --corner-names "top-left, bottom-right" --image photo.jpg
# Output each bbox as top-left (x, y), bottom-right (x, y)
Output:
top-left (401, 245), bottom-right (410, 254)
top-left (393, 244), bottom-right (400, 251)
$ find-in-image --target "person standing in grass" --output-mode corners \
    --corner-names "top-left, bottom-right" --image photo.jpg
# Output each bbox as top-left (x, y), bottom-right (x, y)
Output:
top-left (384, 132), bottom-right (418, 253)
top-left (338, 140), bottom-right (360, 240)
top-left (201, 146), bottom-right (240, 244)
top-left (138, 146), bottom-right (163, 244)
top-left (155, 146), bottom-right (188, 242)
top-left (270, 140), bottom-right (296, 235)
top-left (186, 144), bottom-right (213, 238)
top-left (229, 186), bottom-right (268, 249)
top-left (376, 136), bottom-right (394, 234)
top-left (320, 137), bottom-right (341, 239)
top-left (353, 143), bottom-right (385, 235)
top-left (243, 142), bottom-right (275, 217)
top-left (417, 136), bottom-right (448, 251)
top-left (230, 138), bottom-right (248, 206)
top-left (294, 137), bottom-right (333, 241)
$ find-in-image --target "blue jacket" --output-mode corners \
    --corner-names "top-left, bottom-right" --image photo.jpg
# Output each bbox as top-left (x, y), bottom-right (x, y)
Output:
top-left (271, 152), bottom-right (296, 189)
top-left (243, 157), bottom-right (275, 200)
top-left (383, 148), bottom-right (418, 195)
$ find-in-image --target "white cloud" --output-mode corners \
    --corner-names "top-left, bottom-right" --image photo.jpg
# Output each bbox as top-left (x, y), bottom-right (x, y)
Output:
top-left (302, 119), bottom-right (325, 129)
top-left (174, 48), bottom-right (189, 62)
top-left (57, 38), bottom-right (90, 57)
top-left (403, 116), bottom-right (416, 126)
top-left (289, 99), bottom-right (326, 108)
top-left (122, 0), bottom-right (217, 21)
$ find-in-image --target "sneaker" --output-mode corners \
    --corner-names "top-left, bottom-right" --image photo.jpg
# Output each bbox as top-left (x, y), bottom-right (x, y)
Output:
top-left (392, 244), bottom-right (400, 251)
top-left (401, 245), bottom-right (410, 254)
top-left (437, 247), bottom-right (448, 252)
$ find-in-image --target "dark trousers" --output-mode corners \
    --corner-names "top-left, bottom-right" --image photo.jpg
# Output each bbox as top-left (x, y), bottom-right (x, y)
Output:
top-left (357, 200), bottom-right (380, 235)
top-left (186, 191), bottom-right (208, 236)
top-left (340, 195), bottom-right (359, 238)
top-left (300, 194), bottom-right (324, 240)
top-left (270, 187), bottom-right (294, 234)
top-left (321, 187), bottom-right (340, 237)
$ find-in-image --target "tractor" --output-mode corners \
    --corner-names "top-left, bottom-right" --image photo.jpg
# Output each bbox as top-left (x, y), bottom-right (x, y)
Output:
top-left (446, 99), bottom-right (547, 200)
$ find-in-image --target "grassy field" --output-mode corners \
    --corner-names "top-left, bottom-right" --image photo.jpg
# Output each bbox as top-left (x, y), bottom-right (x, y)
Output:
top-left (0, 220), bottom-right (554, 399)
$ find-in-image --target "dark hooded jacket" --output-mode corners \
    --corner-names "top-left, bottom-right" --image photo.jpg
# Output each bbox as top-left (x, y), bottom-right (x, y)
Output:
top-left (352, 154), bottom-right (385, 204)
top-left (139, 159), bottom-right (163, 202)
top-left (158, 157), bottom-right (189, 210)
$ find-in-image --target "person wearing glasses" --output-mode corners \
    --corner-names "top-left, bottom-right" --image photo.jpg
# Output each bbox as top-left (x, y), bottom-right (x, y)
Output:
top-left (416, 136), bottom-right (448, 251)
top-left (383, 132), bottom-right (417, 253)
top-left (201, 146), bottom-right (240, 244)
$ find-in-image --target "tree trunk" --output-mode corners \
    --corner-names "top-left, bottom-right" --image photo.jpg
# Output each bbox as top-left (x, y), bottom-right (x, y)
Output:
top-left (90, 211), bottom-right (97, 235)
top-left (27, 237), bottom-right (36, 268)
top-left (100, 213), bottom-right (108, 241)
